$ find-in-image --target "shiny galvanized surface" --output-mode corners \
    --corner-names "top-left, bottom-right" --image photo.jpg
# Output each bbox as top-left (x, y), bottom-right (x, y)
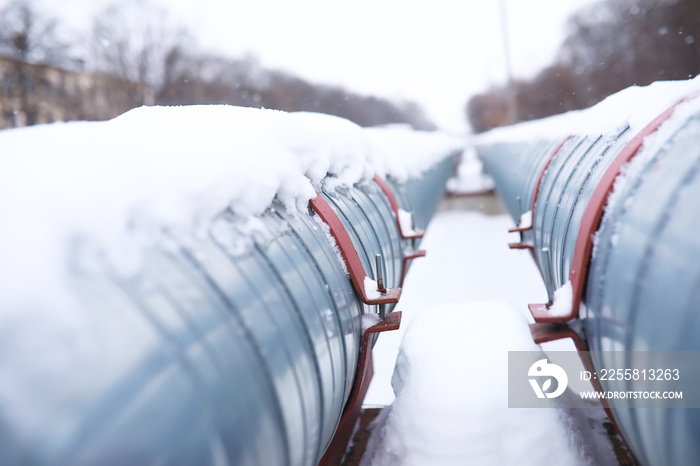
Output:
top-left (532, 127), bottom-right (631, 291)
top-left (479, 127), bottom-right (633, 293)
top-left (323, 182), bottom-right (399, 291)
top-left (478, 139), bottom-right (562, 221)
top-left (585, 116), bottom-right (700, 466)
top-left (386, 155), bottom-right (455, 232)
top-left (349, 186), bottom-right (399, 287)
top-left (0, 156), bottom-right (454, 466)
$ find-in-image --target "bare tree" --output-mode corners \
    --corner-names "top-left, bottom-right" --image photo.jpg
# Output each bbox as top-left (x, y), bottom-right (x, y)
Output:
top-left (466, 0), bottom-right (700, 132)
top-left (0, 0), bottom-right (69, 64)
top-left (0, 0), bottom-right (72, 125)
top-left (561, 0), bottom-right (700, 96)
top-left (90, 0), bottom-right (191, 104)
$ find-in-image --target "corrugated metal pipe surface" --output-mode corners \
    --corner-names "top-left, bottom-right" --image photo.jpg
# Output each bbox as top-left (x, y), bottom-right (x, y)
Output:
top-left (477, 96), bottom-right (700, 466)
top-left (0, 157), bottom-right (454, 466)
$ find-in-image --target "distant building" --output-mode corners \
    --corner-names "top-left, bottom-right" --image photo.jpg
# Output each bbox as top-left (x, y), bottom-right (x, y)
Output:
top-left (0, 55), bottom-right (149, 129)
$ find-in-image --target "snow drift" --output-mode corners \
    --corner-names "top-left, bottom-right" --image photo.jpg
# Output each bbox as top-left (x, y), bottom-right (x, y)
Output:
top-left (362, 301), bottom-right (589, 466)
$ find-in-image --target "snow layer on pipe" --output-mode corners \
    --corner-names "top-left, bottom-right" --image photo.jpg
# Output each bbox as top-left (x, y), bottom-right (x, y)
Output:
top-left (364, 125), bottom-right (462, 182)
top-left (397, 209), bottom-right (417, 236)
top-left (362, 302), bottom-right (589, 466)
top-left (593, 93), bottom-right (700, 259)
top-left (364, 276), bottom-right (382, 300)
top-left (519, 210), bottom-right (533, 229)
top-left (548, 281), bottom-right (573, 317)
top-left (362, 314), bottom-right (382, 333)
top-left (475, 76), bottom-right (700, 144)
top-left (0, 105), bottom-right (459, 312)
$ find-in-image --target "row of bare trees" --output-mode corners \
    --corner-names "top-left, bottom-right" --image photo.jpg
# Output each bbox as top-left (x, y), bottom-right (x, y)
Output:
top-left (467, 0), bottom-right (700, 133)
top-left (0, 0), bottom-right (435, 129)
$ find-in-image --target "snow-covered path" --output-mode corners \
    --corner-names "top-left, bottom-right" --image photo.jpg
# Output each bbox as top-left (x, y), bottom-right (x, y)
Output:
top-left (365, 208), bottom-right (547, 406)
top-left (360, 206), bottom-right (618, 465)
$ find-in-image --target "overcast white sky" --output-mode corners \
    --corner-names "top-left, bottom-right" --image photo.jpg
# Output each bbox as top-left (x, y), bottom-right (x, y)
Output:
top-left (32, 0), bottom-right (600, 131)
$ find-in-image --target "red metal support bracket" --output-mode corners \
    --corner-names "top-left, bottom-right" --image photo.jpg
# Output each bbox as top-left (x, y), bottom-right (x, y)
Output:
top-left (529, 101), bottom-right (687, 323)
top-left (529, 322), bottom-right (587, 352)
top-left (508, 241), bottom-right (534, 252)
top-left (310, 193), bottom-right (401, 305)
top-left (373, 175), bottom-right (427, 286)
top-left (508, 223), bottom-right (532, 234)
top-left (373, 175), bottom-right (425, 240)
top-left (319, 311), bottom-right (402, 466)
top-left (400, 249), bottom-right (427, 287)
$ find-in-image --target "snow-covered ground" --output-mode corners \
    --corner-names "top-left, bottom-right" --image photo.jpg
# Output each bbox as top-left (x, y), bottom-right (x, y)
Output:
top-left (363, 302), bottom-right (591, 466)
top-left (445, 147), bottom-right (495, 195)
top-left (361, 207), bottom-right (616, 465)
top-left (365, 209), bottom-right (547, 406)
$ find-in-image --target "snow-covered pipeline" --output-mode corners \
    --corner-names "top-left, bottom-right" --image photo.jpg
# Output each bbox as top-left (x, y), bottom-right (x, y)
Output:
top-left (476, 78), bottom-right (700, 466)
top-left (0, 106), bottom-right (459, 465)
